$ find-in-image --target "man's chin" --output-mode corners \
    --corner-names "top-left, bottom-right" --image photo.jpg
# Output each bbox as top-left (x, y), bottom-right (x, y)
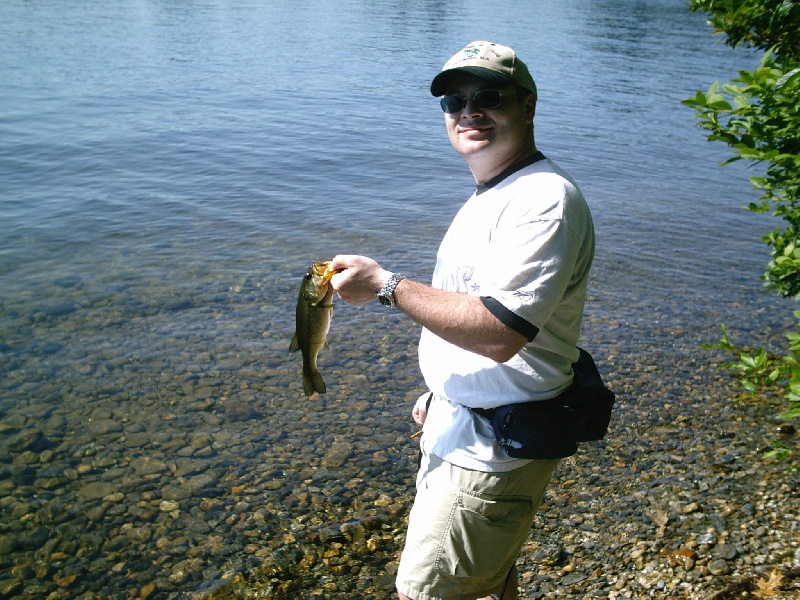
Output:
top-left (454, 137), bottom-right (492, 156)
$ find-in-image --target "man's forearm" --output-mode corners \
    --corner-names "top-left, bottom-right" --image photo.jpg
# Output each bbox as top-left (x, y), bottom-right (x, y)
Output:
top-left (329, 254), bottom-right (527, 362)
top-left (392, 278), bottom-right (527, 363)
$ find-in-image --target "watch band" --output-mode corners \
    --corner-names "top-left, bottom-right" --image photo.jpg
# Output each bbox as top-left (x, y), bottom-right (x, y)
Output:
top-left (376, 273), bottom-right (405, 307)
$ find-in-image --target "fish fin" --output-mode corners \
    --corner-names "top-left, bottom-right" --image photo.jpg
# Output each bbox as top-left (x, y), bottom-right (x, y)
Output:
top-left (289, 334), bottom-right (300, 353)
top-left (303, 369), bottom-right (326, 396)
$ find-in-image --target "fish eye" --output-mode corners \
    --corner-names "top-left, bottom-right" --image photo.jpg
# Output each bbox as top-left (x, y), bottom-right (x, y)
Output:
top-left (304, 271), bottom-right (312, 279)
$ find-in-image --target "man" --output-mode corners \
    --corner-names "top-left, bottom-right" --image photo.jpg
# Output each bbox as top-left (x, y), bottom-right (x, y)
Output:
top-left (330, 41), bottom-right (595, 600)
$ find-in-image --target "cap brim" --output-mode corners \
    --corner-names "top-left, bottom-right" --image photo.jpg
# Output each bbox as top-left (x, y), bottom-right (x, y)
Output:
top-left (430, 67), bottom-right (515, 97)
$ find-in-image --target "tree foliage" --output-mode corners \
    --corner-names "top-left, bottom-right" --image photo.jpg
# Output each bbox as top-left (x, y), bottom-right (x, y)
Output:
top-left (684, 0), bottom-right (800, 458)
top-left (684, 0), bottom-right (800, 297)
top-left (691, 0), bottom-right (800, 58)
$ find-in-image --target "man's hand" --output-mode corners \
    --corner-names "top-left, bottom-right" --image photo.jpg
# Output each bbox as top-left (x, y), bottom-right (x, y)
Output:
top-left (412, 392), bottom-right (431, 426)
top-left (329, 255), bottom-right (392, 305)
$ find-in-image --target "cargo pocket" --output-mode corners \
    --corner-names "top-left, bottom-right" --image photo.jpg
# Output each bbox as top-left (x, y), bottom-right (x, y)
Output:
top-left (435, 489), bottom-right (534, 579)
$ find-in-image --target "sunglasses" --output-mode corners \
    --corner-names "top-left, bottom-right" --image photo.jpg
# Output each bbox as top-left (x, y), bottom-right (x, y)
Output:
top-left (440, 90), bottom-right (503, 114)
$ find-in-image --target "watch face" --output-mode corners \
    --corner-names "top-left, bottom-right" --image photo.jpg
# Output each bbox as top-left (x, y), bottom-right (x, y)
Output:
top-left (377, 273), bottom-right (402, 307)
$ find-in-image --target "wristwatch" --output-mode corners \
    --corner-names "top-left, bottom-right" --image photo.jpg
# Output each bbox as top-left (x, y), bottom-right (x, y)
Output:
top-left (376, 273), bottom-right (405, 307)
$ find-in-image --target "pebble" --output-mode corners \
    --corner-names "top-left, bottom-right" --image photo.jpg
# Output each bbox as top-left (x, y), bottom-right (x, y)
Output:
top-left (707, 559), bottom-right (730, 575)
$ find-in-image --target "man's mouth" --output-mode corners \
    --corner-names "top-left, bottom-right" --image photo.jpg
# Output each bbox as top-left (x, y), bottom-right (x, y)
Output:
top-left (459, 124), bottom-right (491, 134)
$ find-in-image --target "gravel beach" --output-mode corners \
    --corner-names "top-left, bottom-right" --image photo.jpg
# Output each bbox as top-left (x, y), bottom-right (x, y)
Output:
top-left (207, 318), bottom-right (800, 600)
top-left (2, 284), bottom-right (799, 599)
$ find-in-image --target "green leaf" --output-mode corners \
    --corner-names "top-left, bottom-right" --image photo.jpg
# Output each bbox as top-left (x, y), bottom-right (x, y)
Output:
top-left (778, 406), bottom-right (800, 419)
top-left (763, 446), bottom-right (793, 462)
top-left (775, 67), bottom-right (800, 90)
top-left (708, 99), bottom-right (734, 111)
top-left (740, 354), bottom-right (757, 368)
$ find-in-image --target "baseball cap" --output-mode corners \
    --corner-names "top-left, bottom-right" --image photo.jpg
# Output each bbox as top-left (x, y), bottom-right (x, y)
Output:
top-left (430, 41), bottom-right (537, 100)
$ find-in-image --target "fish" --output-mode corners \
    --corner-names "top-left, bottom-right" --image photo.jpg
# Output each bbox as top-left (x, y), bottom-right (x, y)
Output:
top-left (289, 261), bottom-right (337, 396)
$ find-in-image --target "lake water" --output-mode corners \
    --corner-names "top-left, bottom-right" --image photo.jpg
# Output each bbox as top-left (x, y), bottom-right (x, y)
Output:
top-left (0, 0), bottom-right (793, 597)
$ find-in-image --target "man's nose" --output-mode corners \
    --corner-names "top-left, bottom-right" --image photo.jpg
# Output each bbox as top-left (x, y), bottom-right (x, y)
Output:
top-left (461, 98), bottom-right (483, 116)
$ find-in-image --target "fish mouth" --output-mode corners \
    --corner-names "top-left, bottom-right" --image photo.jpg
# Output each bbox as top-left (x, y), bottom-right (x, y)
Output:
top-left (315, 261), bottom-right (340, 285)
top-left (321, 267), bottom-right (337, 285)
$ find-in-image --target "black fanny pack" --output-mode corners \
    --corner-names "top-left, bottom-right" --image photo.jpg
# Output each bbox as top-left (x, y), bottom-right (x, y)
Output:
top-left (472, 347), bottom-right (615, 459)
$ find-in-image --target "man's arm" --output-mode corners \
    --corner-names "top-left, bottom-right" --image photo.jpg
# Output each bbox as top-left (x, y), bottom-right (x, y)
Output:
top-left (329, 255), bottom-right (527, 363)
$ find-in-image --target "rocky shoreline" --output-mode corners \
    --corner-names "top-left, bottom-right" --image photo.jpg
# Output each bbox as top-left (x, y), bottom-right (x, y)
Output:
top-left (205, 347), bottom-right (800, 600)
top-left (1, 292), bottom-right (799, 599)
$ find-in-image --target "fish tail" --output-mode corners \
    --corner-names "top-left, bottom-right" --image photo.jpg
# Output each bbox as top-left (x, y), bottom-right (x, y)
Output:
top-left (303, 369), bottom-right (327, 396)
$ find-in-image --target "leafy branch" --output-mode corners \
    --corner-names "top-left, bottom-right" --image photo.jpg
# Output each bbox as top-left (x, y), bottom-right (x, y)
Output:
top-left (685, 0), bottom-right (799, 465)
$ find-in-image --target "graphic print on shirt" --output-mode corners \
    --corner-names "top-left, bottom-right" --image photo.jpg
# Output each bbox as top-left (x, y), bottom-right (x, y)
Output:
top-left (448, 265), bottom-right (478, 295)
top-left (433, 257), bottom-right (481, 295)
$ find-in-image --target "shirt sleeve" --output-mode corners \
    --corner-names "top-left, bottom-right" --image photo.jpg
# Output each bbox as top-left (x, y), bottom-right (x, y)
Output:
top-left (478, 212), bottom-right (586, 333)
top-left (480, 296), bottom-right (540, 341)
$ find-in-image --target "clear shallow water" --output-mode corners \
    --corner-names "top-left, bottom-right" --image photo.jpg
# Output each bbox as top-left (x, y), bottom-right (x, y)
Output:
top-left (0, 0), bottom-right (780, 314)
top-left (0, 0), bottom-right (794, 597)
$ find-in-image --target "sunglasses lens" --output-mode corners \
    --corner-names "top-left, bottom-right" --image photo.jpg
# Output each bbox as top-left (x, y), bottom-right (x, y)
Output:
top-left (474, 90), bottom-right (502, 109)
top-left (440, 96), bottom-right (465, 113)
top-left (440, 91), bottom-right (502, 113)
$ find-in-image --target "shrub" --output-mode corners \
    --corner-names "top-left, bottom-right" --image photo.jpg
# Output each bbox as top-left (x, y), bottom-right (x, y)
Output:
top-left (684, 0), bottom-right (800, 462)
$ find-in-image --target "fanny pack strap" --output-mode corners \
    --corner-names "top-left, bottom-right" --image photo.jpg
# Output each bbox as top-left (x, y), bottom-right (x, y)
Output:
top-left (472, 406), bottom-right (495, 421)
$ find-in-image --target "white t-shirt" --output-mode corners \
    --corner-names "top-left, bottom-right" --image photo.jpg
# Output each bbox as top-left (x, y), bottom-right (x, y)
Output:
top-left (418, 155), bottom-right (595, 472)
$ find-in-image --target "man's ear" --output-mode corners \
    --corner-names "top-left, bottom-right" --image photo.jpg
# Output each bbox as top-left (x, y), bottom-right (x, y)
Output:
top-left (525, 92), bottom-right (537, 122)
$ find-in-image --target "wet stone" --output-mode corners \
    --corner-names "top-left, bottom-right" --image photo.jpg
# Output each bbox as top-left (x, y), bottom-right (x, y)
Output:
top-left (77, 481), bottom-right (117, 501)
top-left (225, 405), bottom-right (264, 422)
top-left (159, 500), bottom-right (180, 512)
top-left (125, 431), bottom-right (153, 447)
top-left (707, 559), bottom-right (730, 575)
top-left (528, 542), bottom-right (563, 567)
top-left (9, 429), bottom-right (55, 453)
top-left (183, 472), bottom-right (219, 494)
top-left (87, 419), bottom-right (123, 435)
top-left (130, 457), bottom-right (167, 475)
top-left (712, 544), bottom-right (738, 560)
top-left (321, 442), bottom-right (352, 469)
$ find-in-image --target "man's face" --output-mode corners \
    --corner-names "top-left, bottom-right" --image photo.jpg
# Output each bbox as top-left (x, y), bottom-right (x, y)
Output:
top-left (442, 73), bottom-right (535, 166)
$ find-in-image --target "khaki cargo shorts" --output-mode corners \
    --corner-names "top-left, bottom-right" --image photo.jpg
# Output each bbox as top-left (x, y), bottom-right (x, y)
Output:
top-left (395, 448), bottom-right (559, 600)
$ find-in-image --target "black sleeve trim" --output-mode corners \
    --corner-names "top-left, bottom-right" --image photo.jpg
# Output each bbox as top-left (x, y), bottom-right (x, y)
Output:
top-left (480, 296), bottom-right (539, 341)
